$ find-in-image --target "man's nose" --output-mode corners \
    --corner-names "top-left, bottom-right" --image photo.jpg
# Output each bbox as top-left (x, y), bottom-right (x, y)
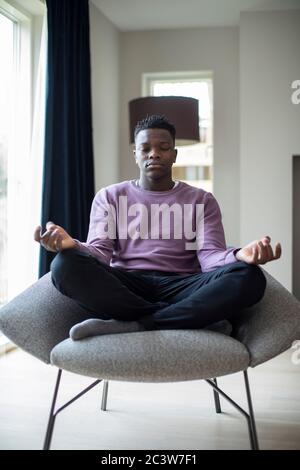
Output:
top-left (149, 148), bottom-right (161, 158)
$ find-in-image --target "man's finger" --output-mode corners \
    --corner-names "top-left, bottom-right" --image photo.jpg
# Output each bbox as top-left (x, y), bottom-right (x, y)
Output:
top-left (40, 230), bottom-right (52, 241)
top-left (34, 225), bottom-right (42, 242)
top-left (53, 233), bottom-right (63, 251)
top-left (49, 229), bottom-right (61, 250)
top-left (42, 229), bottom-right (57, 248)
top-left (41, 225), bottom-right (60, 240)
top-left (252, 244), bottom-right (259, 264)
top-left (40, 237), bottom-right (56, 252)
top-left (258, 241), bottom-right (268, 263)
top-left (274, 243), bottom-right (282, 259)
top-left (265, 243), bottom-right (274, 259)
top-left (46, 221), bottom-right (56, 230)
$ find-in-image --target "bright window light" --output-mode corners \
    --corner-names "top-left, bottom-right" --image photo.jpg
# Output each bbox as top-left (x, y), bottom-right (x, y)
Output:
top-left (0, 12), bottom-right (14, 307)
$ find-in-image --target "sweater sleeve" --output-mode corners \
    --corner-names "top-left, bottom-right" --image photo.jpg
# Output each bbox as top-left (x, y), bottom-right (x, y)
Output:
top-left (74, 189), bottom-right (116, 265)
top-left (197, 192), bottom-right (239, 272)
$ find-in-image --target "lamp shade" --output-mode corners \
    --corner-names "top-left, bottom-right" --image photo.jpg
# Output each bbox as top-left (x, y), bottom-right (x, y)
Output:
top-left (129, 96), bottom-right (200, 146)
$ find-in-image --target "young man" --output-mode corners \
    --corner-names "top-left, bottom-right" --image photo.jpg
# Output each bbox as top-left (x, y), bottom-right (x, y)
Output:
top-left (34, 115), bottom-right (281, 340)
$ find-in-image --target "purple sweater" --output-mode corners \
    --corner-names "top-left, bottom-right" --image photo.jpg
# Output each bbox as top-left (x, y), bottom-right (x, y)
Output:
top-left (76, 180), bottom-right (238, 274)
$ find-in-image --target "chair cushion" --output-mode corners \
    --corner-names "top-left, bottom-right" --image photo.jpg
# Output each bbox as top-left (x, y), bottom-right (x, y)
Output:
top-left (205, 319), bottom-right (232, 335)
top-left (50, 329), bottom-right (249, 382)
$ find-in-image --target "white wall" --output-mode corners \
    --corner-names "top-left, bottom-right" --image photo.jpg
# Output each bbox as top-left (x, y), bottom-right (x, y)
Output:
top-left (240, 11), bottom-right (300, 290)
top-left (119, 27), bottom-right (240, 246)
top-left (89, 2), bottom-right (120, 191)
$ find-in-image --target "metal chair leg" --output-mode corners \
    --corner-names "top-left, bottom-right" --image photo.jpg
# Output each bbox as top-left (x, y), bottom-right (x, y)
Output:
top-left (101, 380), bottom-right (109, 411)
top-left (212, 378), bottom-right (222, 413)
top-left (43, 369), bottom-right (62, 451)
top-left (243, 370), bottom-right (259, 450)
top-left (43, 370), bottom-right (258, 450)
top-left (206, 370), bottom-right (260, 450)
top-left (43, 369), bottom-right (102, 450)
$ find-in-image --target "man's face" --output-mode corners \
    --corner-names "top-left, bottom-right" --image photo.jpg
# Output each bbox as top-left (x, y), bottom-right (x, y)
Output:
top-left (134, 128), bottom-right (177, 179)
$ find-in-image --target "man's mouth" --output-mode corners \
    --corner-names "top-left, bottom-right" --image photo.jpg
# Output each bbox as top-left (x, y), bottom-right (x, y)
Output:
top-left (146, 162), bottom-right (164, 167)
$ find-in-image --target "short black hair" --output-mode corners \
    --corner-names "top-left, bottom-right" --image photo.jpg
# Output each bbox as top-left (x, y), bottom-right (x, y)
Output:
top-left (134, 114), bottom-right (176, 143)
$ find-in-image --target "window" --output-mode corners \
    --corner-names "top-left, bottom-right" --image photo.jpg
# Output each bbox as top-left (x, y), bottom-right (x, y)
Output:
top-left (0, 0), bottom-right (46, 351)
top-left (0, 1), bottom-right (33, 308)
top-left (143, 71), bottom-right (213, 192)
top-left (0, 11), bottom-right (14, 307)
top-left (0, 0), bottom-right (46, 317)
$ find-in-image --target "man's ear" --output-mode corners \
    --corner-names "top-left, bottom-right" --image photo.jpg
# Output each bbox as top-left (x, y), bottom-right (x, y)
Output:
top-left (133, 148), bottom-right (138, 164)
top-left (173, 148), bottom-right (178, 163)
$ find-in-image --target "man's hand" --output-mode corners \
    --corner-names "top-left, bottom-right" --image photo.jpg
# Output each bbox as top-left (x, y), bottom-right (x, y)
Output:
top-left (236, 236), bottom-right (281, 265)
top-left (34, 221), bottom-right (77, 252)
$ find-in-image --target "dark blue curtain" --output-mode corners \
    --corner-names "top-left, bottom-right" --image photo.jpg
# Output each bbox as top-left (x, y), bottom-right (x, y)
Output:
top-left (40, 0), bottom-right (95, 276)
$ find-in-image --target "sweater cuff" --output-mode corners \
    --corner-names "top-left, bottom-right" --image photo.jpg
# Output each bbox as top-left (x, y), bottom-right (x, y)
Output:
top-left (225, 248), bottom-right (241, 264)
top-left (73, 239), bottom-right (90, 255)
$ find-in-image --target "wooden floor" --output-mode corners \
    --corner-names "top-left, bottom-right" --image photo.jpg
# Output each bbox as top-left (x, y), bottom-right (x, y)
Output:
top-left (0, 347), bottom-right (299, 450)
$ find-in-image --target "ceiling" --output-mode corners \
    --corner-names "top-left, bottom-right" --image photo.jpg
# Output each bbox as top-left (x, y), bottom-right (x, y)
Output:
top-left (91, 0), bottom-right (300, 31)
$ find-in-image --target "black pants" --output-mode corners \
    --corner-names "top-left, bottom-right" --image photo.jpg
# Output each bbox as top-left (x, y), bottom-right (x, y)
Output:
top-left (50, 248), bottom-right (266, 331)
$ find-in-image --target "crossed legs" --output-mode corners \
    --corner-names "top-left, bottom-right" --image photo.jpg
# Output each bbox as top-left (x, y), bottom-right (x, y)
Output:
top-left (51, 248), bottom-right (266, 339)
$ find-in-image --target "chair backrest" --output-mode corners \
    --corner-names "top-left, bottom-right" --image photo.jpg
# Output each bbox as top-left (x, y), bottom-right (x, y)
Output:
top-left (233, 268), bottom-right (300, 367)
top-left (0, 273), bottom-right (89, 363)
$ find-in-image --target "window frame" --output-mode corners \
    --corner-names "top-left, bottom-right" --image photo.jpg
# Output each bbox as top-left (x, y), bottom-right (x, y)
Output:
top-left (0, 0), bottom-right (42, 352)
top-left (141, 71), bottom-right (214, 192)
top-left (142, 70), bottom-right (213, 98)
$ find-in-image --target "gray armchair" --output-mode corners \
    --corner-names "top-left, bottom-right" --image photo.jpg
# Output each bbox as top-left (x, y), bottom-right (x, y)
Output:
top-left (0, 269), bottom-right (300, 450)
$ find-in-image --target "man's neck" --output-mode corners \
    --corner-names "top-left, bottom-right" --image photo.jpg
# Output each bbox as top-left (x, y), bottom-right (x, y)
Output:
top-left (138, 177), bottom-right (175, 191)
